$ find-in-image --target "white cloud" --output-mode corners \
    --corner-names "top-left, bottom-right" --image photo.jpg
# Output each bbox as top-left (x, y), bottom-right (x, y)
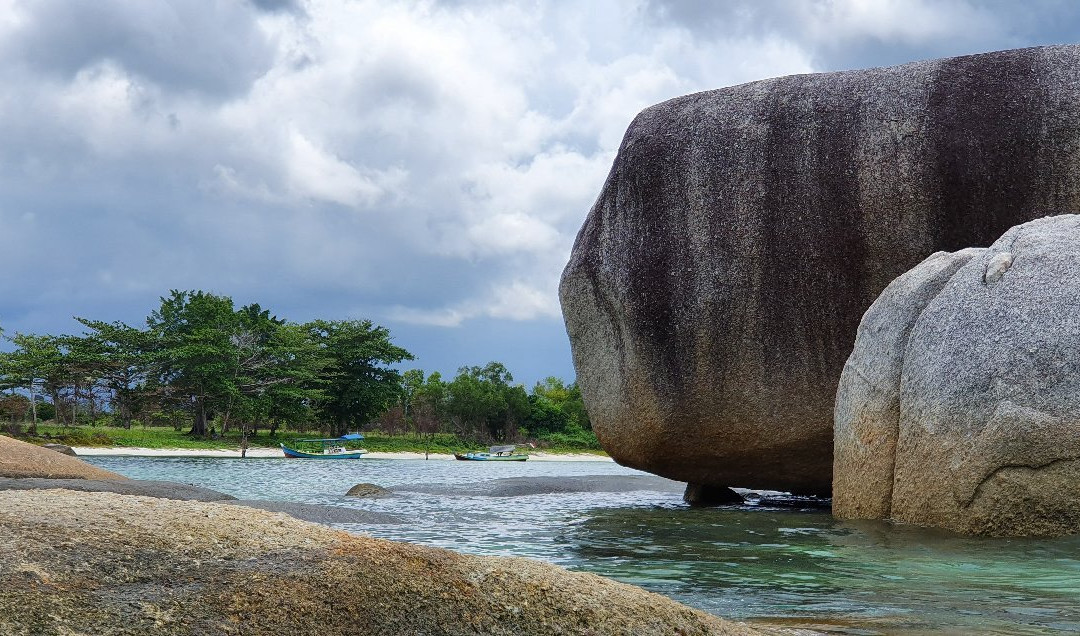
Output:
top-left (387, 279), bottom-right (560, 327)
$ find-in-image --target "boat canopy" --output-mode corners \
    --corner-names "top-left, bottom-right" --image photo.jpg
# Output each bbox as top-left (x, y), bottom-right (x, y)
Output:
top-left (489, 445), bottom-right (516, 454)
top-left (339, 433), bottom-right (365, 440)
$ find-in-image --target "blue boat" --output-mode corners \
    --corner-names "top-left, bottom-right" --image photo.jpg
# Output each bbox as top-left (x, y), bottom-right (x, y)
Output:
top-left (281, 433), bottom-right (368, 459)
top-left (454, 445), bottom-right (528, 461)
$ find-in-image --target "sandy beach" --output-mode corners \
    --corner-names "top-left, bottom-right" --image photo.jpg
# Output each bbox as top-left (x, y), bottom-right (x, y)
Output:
top-left (71, 447), bottom-right (613, 462)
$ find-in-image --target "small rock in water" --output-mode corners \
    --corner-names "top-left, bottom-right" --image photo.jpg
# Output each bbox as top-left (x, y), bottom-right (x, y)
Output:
top-left (346, 483), bottom-right (393, 498)
top-left (683, 483), bottom-right (744, 507)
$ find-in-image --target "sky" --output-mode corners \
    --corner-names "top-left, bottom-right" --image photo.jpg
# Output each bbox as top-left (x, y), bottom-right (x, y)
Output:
top-left (0, 0), bottom-right (1078, 388)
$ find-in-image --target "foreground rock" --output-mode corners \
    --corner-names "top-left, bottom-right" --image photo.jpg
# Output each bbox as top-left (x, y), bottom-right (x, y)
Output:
top-left (834, 215), bottom-right (1080, 536)
top-left (0, 490), bottom-right (757, 635)
top-left (560, 45), bottom-right (1080, 494)
top-left (0, 435), bottom-right (126, 480)
top-left (227, 499), bottom-right (401, 525)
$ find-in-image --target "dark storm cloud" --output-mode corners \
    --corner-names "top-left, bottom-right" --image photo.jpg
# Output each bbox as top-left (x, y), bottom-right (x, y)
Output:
top-left (3, 0), bottom-right (275, 98)
top-left (0, 0), bottom-right (1077, 385)
top-left (643, 0), bottom-right (1080, 72)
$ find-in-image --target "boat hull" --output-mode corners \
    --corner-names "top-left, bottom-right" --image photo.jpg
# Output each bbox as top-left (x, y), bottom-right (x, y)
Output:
top-left (281, 444), bottom-right (367, 459)
top-left (454, 453), bottom-right (527, 461)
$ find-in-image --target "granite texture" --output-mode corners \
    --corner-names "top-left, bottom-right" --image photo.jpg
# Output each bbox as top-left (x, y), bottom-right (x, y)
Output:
top-left (0, 435), bottom-right (127, 480)
top-left (560, 45), bottom-right (1080, 494)
top-left (0, 489), bottom-right (757, 635)
top-left (834, 215), bottom-right (1080, 536)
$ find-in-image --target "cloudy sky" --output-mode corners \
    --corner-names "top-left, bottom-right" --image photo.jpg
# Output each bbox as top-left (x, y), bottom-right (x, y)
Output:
top-left (0, 0), bottom-right (1077, 386)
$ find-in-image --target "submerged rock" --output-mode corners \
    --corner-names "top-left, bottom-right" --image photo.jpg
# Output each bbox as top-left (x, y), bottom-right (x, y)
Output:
top-left (0, 489), bottom-right (757, 635)
top-left (0, 435), bottom-right (126, 480)
top-left (560, 45), bottom-right (1080, 494)
top-left (834, 215), bottom-right (1080, 536)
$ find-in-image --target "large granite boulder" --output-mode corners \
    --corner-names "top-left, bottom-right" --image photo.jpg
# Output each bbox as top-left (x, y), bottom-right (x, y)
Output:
top-left (0, 434), bottom-right (126, 480)
top-left (834, 215), bottom-right (1080, 536)
top-left (560, 45), bottom-right (1080, 495)
top-left (0, 489), bottom-right (757, 635)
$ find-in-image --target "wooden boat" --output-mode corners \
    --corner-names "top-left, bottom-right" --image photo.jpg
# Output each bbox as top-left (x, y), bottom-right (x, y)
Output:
top-left (281, 433), bottom-right (368, 459)
top-left (454, 445), bottom-right (528, 461)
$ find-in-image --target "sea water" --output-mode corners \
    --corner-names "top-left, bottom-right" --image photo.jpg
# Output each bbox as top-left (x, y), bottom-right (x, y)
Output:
top-left (85, 456), bottom-right (1080, 635)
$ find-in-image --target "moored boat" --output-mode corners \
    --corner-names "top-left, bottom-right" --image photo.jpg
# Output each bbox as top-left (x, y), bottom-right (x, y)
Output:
top-left (454, 445), bottom-right (528, 461)
top-left (281, 433), bottom-right (368, 459)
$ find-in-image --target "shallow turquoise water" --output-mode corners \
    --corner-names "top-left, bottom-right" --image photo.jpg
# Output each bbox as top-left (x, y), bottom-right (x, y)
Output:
top-left (85, 456), bottom-right (1080, 635)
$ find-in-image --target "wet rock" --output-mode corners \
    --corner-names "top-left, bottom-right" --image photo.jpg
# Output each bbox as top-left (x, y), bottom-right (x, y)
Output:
top-left (345, 482), bottom-right (393, 497)
top-left (0, 477), bottom-right (234, 502)
top-left (0, 490), bottom-right (758, 635)
top-left (683, 484), bottom-right (744, 507)
top-left (834, 215), bottom-right (1080, 536)
top-left (560, 45), bottom-right (1080, 495)
top-left (0, 435), bottom-right (126, 480)
top-left (41, 443), bottom-right (77, 457)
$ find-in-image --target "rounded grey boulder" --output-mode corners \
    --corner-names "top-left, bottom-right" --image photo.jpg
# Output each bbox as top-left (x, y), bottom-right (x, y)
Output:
top-left (834, 215), bottom-right (1080, 536)
top-left (560, 45), bottom-right (1080, 494)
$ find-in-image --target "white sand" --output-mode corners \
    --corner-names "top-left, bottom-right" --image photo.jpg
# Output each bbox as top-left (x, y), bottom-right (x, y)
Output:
top-left (71, 447), bottom-right (613, 462)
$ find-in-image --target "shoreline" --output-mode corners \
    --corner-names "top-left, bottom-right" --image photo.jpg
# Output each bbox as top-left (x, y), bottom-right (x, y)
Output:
top-left (71, 446), bottom-right (614, 462)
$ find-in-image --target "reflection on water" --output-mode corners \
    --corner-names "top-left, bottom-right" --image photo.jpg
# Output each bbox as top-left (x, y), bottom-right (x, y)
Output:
top-left (85, 456), bottom-right (1080, 635)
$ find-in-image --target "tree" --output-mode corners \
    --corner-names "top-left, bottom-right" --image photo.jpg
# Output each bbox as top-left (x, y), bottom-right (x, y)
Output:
top-left (0, 333), bottom-right (67, 433)
top-left (145, 290), bottom-right (242, 436)
top-left (306, 319), bottom-right (413, 437)
top-left (446, 362), bottom-right (529, 442)
top-left (75, 319), bottom-right (152, 429)
top-left (404, 370), bottom-right (447, 459)
top-left (528, 377), bottom-right (591, 434)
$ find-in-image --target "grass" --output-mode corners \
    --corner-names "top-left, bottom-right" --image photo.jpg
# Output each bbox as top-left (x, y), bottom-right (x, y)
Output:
top-left (13, 423), bottom-right (607, 456)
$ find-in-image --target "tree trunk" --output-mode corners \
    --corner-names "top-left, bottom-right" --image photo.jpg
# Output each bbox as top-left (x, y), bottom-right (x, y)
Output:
top-left (190, 398), bottom-right (208, 437)
top-left (50, 389), bottom-right (64, 426)
top-left (28, 383), bottom-right (38, 436)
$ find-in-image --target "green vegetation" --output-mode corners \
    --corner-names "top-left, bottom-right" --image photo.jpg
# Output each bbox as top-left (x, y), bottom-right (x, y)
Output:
top-left (0, 289), bottom-right (599, 452)
top-left (23, 426), bottom-right (602, 455)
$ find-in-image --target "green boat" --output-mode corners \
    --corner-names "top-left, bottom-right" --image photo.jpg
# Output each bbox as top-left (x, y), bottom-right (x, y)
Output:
top-left (281, 433), bottom-right (368, 459)
top-left (454, 445), bottom-right (528, 461)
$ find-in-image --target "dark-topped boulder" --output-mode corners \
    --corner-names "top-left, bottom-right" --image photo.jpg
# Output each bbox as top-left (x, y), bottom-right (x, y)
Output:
top-left (41, 443), bottom-right (77, 457)
top-left (0, 435), bottom-right (126, 481)
top-left (560, 45), bottom-right (1080, 495)
top-left (835, 215), bottom-right (1080, 536)
top-left (0, 489), bottom-right (757, 635)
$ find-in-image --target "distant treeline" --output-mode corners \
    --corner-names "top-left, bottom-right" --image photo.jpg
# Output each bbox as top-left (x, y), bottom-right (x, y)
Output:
top-left (0, 290), bottom-right (591, 445)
